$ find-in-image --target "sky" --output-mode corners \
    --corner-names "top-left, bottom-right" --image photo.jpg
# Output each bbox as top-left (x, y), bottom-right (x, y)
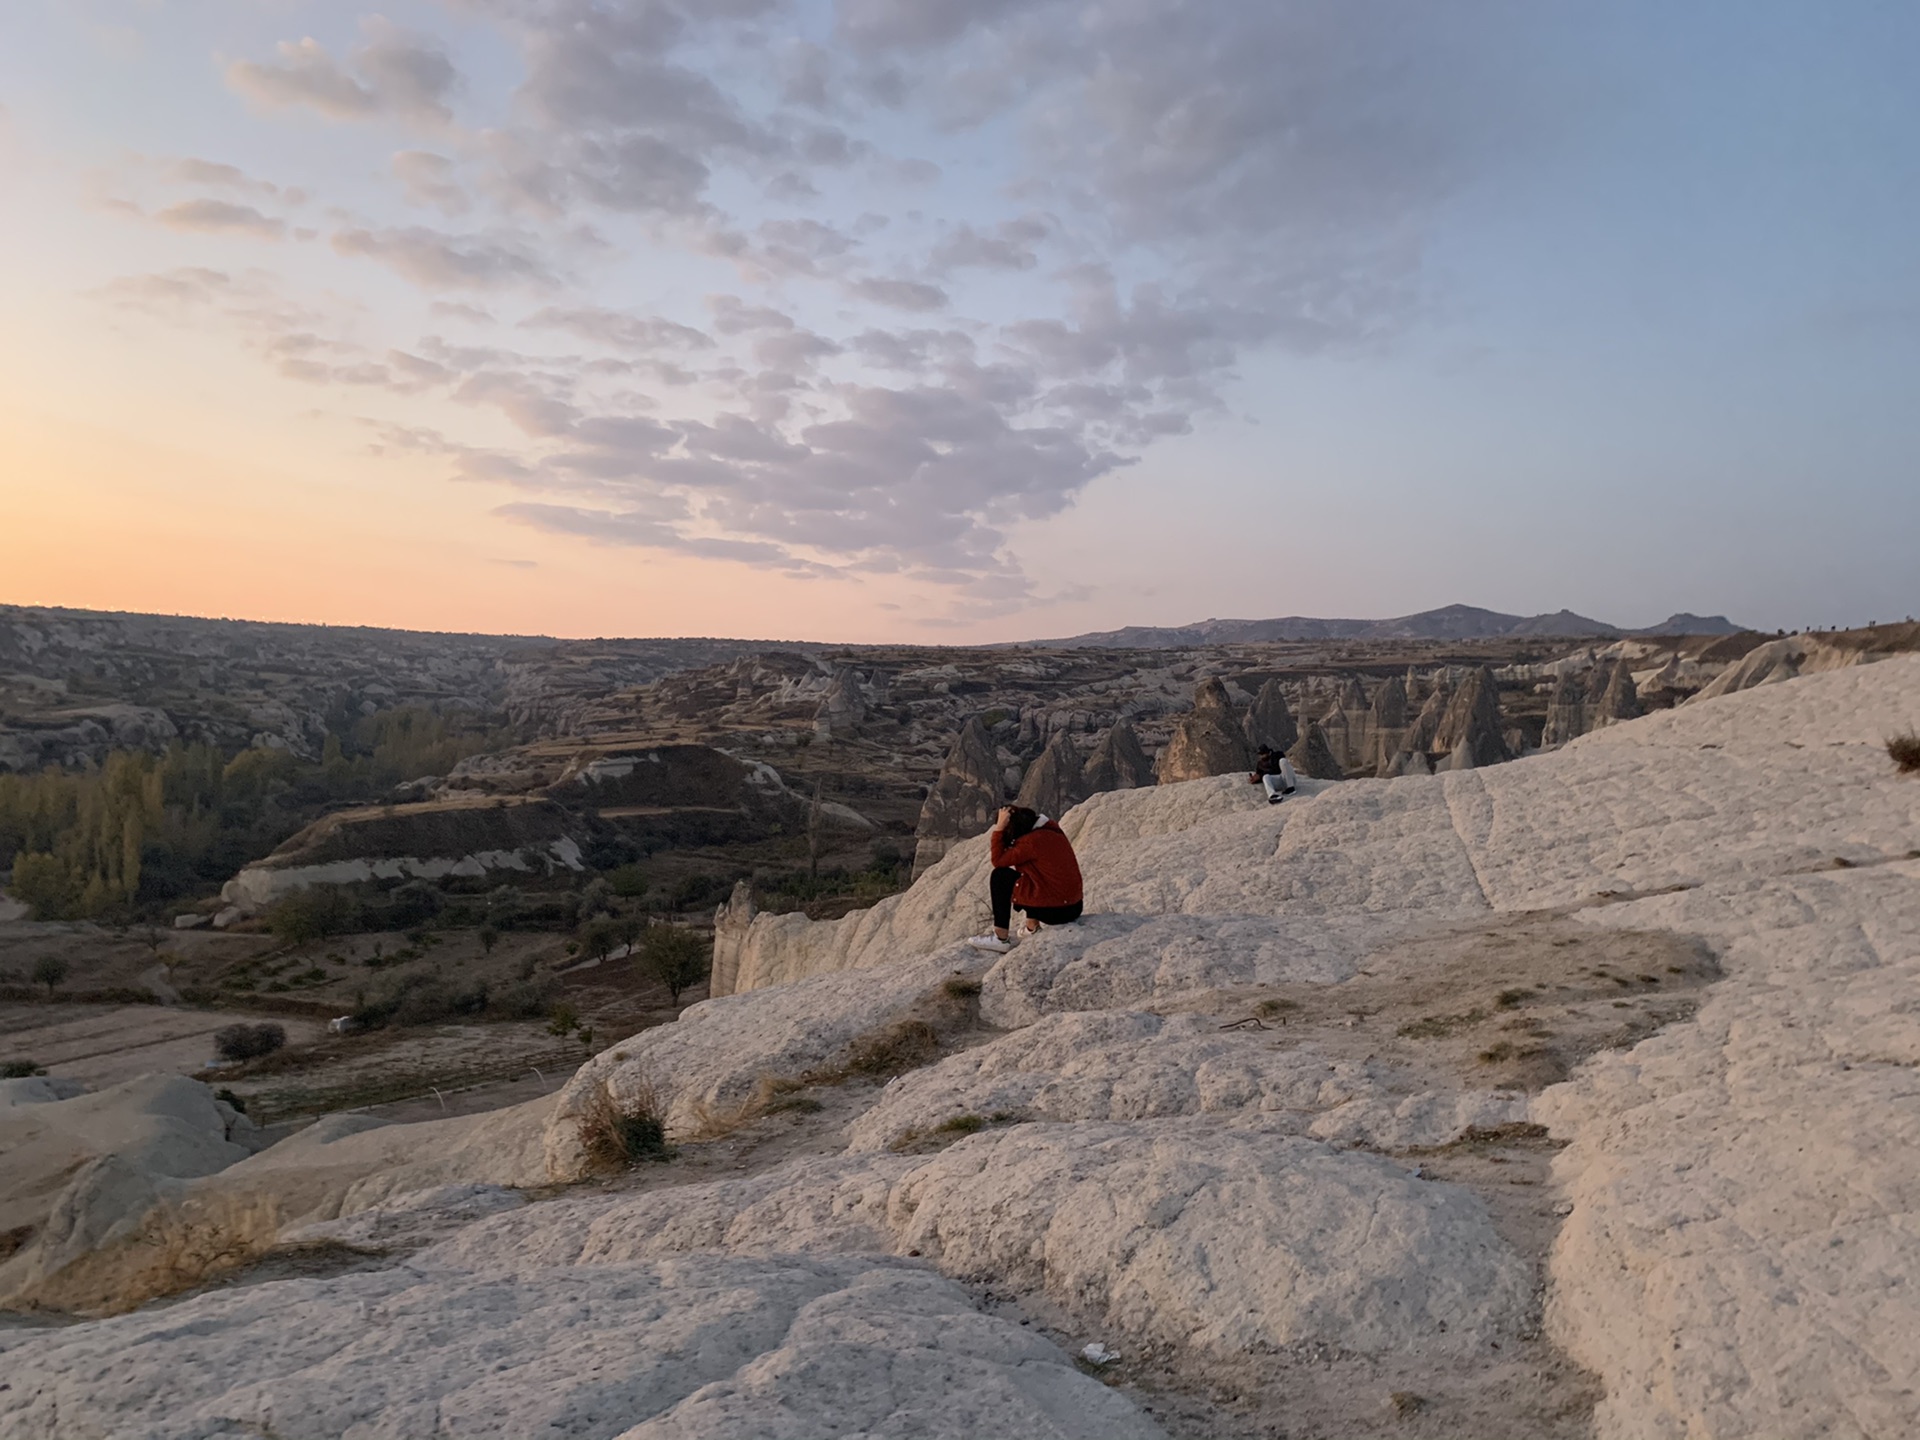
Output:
top-left (1, 0), bottom-right (1917, 643)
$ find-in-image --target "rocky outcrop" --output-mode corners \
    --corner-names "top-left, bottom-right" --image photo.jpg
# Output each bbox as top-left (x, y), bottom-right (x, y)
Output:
top-left (1158, 679), bottom-right (1254, 782)
top-left (911, 718), bottom-right (1003, 878)
top-left (1540, 671), bottom-right (1585, 749)
top-left (1013, 730), bottom-right (1085, 816)
top-left (219, 796), bottom-right (586, 918)
top-left (1431, 665), bottom-right (1510, 769)
top-left (811, 667), bottom-right (867, 739)
top-left (708, 879), bottom-right (757, 999)
top-left (1242, 678), bottom-right (1299, 753)
top-left (1078, 719), bottom-right (1154, 794)
top-left (1589, 658), bottom-right (1643, 731)
top-left (1286, 718), bottom-right (1345, 781)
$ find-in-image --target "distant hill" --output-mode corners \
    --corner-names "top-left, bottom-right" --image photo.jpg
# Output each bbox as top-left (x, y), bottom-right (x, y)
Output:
top-left (1025, 604), bottom-right (1745, 649)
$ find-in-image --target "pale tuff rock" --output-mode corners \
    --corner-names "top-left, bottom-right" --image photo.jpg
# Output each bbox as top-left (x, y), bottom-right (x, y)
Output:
top-left (1286, 717), bottom-right (1346, 780)
top-left (1540, 670), bottom-right (1586, 749)
top-left (1242, 676), bottom-right (1300, 753)
top-left (811, 666), bottom-right (867, 739)
top-left (0, 1255), bottom-right (1167, 1440)
top-left (546, 947), bottom-right (995, 1164)
top-left (1014, 729), bottom-right (1086, 815)
top-left (1078, 717), bottom-right (1155, 793)
top-left (890, 1122), bottom-right (1532, 1361)
top-left (842, 1010), bottom-right (1520, 1153)
top-left (1538, 861), bottom-right (1920, 1440)
top-left (1589, 657), bottom-right (1643, 730)
top-left (433, 1120), bottom-right (1530, 1365)
top-left (277, 1183), bottom-right (527, 1252)
top-left (911, 716), bottom-right (1002, 878)
top-left (0, 1075), bottom-right (257, 1309)
top-left (1158, 678), bottom-right (1255, 782)
top-left (1688, 630), bottom-right (1892, 701)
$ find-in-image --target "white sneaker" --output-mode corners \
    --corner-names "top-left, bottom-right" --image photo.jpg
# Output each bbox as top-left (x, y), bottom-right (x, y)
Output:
top-left (965, 933), bottom-right (1013, 954)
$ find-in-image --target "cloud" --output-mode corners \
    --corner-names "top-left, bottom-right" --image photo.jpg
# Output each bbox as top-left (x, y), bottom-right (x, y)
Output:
top-left (521, 305), bottom-right (714, 352)
top-left (331, 226), bottom-right (556, 289)
top-left (928, 217), bottom-right (1048, 273)
top-left (153, 198), bottom-right (287, 240)
top-left (392, 151), bottom-right (469, 214)
top-left (226, 18), bottom-right (458, 123)
top-left (169, 158), bottom-right (284, 197)
top-left (847, 276), bottom-right (949, 311)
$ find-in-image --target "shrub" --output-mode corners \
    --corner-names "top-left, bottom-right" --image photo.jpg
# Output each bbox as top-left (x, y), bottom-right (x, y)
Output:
top-left (478, 925), bottom-right (499, 955)
top-left (491, 974), bottom-right (559, 1018)
top-left (1890, 732), bottom-right (1920, 774)
top-left (577, 1078), bottom-right (674, 1170)
top-left (934, 1113), bottom-right (985, 1136)
top-left (941, 976), bottom-right (982, 1000)
top-left (578, 918), bottom-right (621, 963)
top-left (2, 1060), bottom-right (46, 1078)
top-left (547, 1002), bottom-right (580, 1037)
top-left (605, 863), bottom-right (649, 899)
top-left (215, 1087), bottom-right (248, 1114)
top-left (31, 956), bottom-right (69, 996)
top-left (213, 1023), bottom-right (286, 1062)
top-left (841, 1019), bottom-right (938, 1078)
top-left (638, 925), bottom-right (712, 1005)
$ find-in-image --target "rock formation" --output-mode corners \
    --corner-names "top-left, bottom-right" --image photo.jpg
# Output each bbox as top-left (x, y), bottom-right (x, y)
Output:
top-left (811, 667), bottom-right (867, 739)
top-left (1078, 719), bottom-right (1154, 794)
top-left (1242, 678), bottom-right (1299, 753)
top-left (7, 658), bottom-right (1920, 1440)
top-left (1286, 717), bottom-right (1345, 781)
top-left (911, 717), bottom-right (1003, 878)
top-left (1158, 679), bottom-right (1254, 783)
top-left (1589, 658), bottom-right (1643, 731)
top-left (1540, 670), bottom-right (1585, 749)
top-left (1431, 665), bottom-right (1510, 769)
top-left (1013, 730), bottom-right (1085, 817)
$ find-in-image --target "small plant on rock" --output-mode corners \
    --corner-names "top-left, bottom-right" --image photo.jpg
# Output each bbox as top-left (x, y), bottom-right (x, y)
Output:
top-left (2, 1060), bottom-right (47, 1078)
top-left (1889, 731), bottom-right (1920, 774)
top-left (578, 1078), bottom-right (674, 1170)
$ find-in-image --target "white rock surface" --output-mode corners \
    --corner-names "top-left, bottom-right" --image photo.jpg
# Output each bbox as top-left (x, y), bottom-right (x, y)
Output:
top-left (1536, 860), bottom-right (1920, 1439)
top-left (843, 1010), bottom-right (1520, 1153)
top-left (278, 1182), bottom-right (528, 1251)
top-left (545, 946), bottom-right (994, 1168)
top-left (438, 1119), bottom-right (1530, 1363)
top-left (0, 1254), bottom-right (1166, 1440)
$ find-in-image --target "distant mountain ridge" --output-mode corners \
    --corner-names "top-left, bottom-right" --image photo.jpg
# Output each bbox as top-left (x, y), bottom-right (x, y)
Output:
top-left (1025, 604), bottom-right (1745, 650)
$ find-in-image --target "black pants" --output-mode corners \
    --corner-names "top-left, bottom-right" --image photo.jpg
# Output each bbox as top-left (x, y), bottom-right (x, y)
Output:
top-left (991, 867), bottom-right (1084, 931)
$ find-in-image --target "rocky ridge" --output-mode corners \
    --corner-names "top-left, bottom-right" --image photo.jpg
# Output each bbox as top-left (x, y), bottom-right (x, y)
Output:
top-left (3, 658), bottom-right (1919, 1438)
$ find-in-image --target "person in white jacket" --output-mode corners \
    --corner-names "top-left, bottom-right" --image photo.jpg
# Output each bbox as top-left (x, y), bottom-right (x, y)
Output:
top-left (1250, 747), bottom-right (1298, 803)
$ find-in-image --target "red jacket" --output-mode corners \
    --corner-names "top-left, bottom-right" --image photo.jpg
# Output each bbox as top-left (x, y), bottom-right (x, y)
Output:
top-left (990, 820), bottom-right (1083, 909)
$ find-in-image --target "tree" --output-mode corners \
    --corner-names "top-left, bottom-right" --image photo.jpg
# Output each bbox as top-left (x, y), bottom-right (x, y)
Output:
top-left (478, 924), bottom-right (499, 955)
top-left (579, 917), bottom-right (619, 964)
top-left (32, 956), bottom-right (69, 997)
top-left (638, 925), bottom-right (712, 1005)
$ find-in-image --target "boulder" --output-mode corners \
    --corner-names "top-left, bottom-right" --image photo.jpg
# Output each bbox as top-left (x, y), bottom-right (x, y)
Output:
top-left (911, 717), bottom-right (1003, 878)
top-left (1158, 680), bottom-right (1254, 782)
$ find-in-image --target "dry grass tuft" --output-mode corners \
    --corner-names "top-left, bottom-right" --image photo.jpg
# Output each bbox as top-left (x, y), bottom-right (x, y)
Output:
top-left (941, 975), bottom-right (983, 1000)
top-left (578, 1076), bottom-right (674, 1170)
top-left (1889, 731), bottom-right (1920, 774)
top-left (838, 1019), bottom-right (940, 1078)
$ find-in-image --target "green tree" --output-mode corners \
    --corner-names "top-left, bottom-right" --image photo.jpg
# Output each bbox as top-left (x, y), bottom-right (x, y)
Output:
top-left (31, 956), bottom-right (69, 996)
top-left (639, 926), bottom-right (711, 1005)
top-left (478, 924), bottom-right (499, 955)
top-left (579, 917), bottom-right (620, 964)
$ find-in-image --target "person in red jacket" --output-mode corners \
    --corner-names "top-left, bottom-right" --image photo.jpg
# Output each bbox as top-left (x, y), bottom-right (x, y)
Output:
top-left (966, 805), bottom-right (1084, 953)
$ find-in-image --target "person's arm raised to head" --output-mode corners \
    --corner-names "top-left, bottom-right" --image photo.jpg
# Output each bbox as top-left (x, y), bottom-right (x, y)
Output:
top-left (989, 806), bottom-right (1015, 865)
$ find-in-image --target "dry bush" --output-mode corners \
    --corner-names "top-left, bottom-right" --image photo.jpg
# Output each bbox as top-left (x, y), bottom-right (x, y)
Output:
top-left (941, 976), bottom-right (983, 1000)
top-left (1889, 732), bottom-right (1920, 774)
top-left (577, 1077), bottom-right (674, 1171)
top-left (839, 1019), bottom-right (939, 1078)
top-left (213, 1023), bottom-right (286, 1062)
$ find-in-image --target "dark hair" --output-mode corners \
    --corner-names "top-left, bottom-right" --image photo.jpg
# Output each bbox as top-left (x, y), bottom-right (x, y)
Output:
top-left (1002, 806), bottom-right (1041, 844)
